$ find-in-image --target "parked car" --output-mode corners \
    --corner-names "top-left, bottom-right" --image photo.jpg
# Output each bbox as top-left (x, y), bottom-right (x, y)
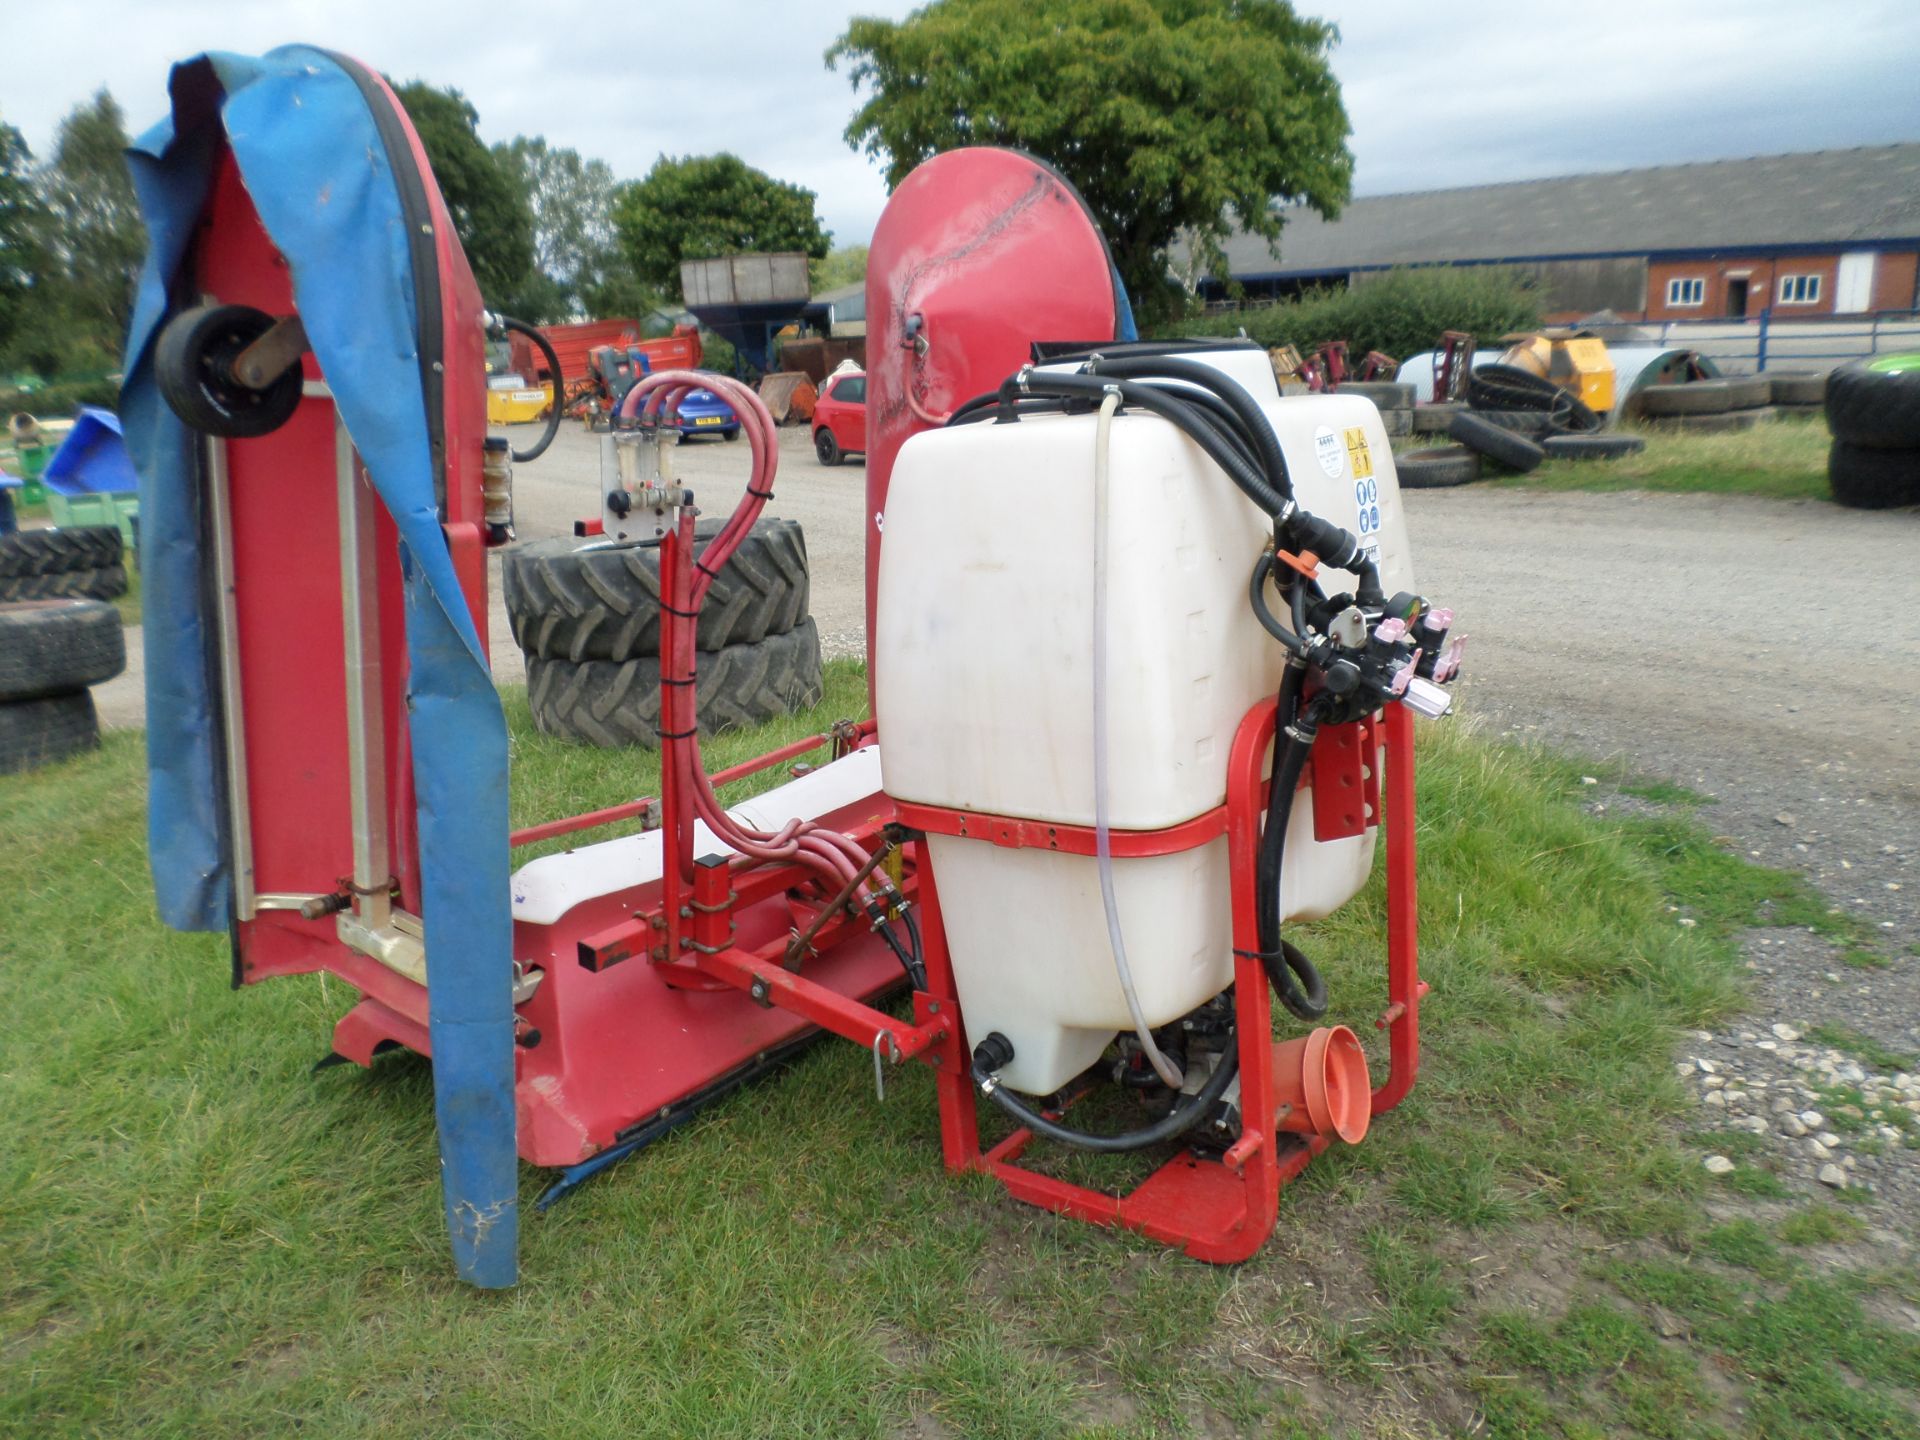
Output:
top-left (670, 383), bottom-right (740, 442)
top-left (593, 346), bottom-right (740, 441)
top-left (813, 369), bottom-right (866, 465)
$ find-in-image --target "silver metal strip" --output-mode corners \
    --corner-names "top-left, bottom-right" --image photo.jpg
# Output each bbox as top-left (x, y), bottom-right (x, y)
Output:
top-left (337, 419), bottom-right (391, 932)
top-left (206, 436), bottom-right (257, 921)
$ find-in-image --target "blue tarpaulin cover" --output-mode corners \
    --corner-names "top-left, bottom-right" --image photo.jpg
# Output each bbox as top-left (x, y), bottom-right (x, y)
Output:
top-left (120, 47), bottom-right (517, 1287)
top-left (42, 407), bottom-right (140, 495)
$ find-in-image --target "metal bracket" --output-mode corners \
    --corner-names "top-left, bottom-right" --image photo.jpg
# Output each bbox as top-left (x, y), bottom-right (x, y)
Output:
top-left (232, 314), bottom-right (309, 390)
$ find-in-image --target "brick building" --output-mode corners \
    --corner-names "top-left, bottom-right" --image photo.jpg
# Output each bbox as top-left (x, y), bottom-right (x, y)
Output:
top-left (1202, 144), bottom-right (1920, 322)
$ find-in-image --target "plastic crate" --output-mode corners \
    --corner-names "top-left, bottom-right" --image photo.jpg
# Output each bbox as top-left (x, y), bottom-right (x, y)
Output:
top-left (46, 490), bottom-right (139, 547)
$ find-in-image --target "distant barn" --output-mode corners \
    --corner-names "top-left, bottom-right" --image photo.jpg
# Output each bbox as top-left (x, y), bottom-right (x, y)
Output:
top-left (1197, 144), bottom-right (1920, 323)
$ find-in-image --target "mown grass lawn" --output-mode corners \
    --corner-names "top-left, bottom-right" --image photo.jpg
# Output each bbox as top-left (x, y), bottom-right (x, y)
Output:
top-left (1495, 414), bottom-right (1833, 502)
top-left (4, 661), bottom-right (1916, 1438)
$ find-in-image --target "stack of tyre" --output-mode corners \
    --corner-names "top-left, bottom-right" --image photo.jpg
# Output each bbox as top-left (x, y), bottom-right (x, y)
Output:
top-left (1766, 371), bottom-right (1827, 416)
top-left (502, 519), bottom-right (823, 747)
top-left (0, 598), bottom-right (126, 773)
top-left (1824, 355), bottom-right (1920, 510)
top-left (1638, 374), bottom-right (1774, 431)
top-left (1405, 364), bottom-right (1640, 487)
top-left (0, 525), bottom-right (128, 603)
top-left (1336, 380), bottom-right (1413, 438)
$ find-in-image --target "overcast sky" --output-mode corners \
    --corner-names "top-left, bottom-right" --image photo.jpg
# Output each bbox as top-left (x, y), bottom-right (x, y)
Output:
top-left (6, 0), bottom-right (1918, 247)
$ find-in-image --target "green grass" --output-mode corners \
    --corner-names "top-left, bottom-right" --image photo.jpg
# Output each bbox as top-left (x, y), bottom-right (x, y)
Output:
top-left (1620, 779), bottom-right (1713, 807)
top-left (111, 558), bottom-right (141, 626)
top-left (1777, 1205), bottom-right (1866, 1247)
top-left (1485, 414), bottom-right (1831, 501)
top-left (1806, 1023), bottom-right (1916, 1076)
top-left (3, 675), bottom-right (1916, 1436)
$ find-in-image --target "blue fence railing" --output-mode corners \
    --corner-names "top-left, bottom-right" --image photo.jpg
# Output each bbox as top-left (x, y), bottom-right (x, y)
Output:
top-left (1647, 309), bottom-right (1920, 373)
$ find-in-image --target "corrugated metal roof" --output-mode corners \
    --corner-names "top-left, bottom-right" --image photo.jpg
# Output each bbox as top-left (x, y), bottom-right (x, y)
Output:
top-left (1212, 144), bottom-right (1920, 279)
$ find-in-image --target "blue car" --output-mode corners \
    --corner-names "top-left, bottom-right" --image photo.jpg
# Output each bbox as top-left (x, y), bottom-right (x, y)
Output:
top-left (670, 384), bottom-right (740, 442)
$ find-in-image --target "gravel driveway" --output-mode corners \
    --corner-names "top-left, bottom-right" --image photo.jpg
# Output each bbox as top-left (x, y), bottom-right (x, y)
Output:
top-left (1412, 486), bottom-right (1919, 1223)
top-left (93, 424), bottom-right (1920, 1220)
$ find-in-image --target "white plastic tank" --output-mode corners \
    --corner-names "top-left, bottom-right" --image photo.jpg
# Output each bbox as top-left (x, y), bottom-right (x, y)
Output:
top-left (875, 356), bottom-right (1417, 1094)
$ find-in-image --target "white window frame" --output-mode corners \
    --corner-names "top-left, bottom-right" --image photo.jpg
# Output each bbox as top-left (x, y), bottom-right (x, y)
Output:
top-left (1666, 277), bottom-right (1705, 308)
top-left (1777, 273), bottom-right (1822, 305)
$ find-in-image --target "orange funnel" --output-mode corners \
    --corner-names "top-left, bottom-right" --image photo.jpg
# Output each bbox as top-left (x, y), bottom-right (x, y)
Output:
top-left (1272, 1025), bottom-right (1372, 1143)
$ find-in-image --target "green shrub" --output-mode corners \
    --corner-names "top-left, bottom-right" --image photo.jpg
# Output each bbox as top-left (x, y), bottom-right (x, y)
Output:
top-left (696, 329), bottom-right (739, 377)
top-left (2, 374), bottom-right (121, 419)
top-left (1169, 266), bottom-right (1541, 364)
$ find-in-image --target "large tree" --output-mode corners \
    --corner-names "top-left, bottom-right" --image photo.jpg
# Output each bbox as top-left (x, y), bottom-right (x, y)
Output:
top-left (810, 243), bottom-right (868, 293)
top-left (611, 154), bottom-right (830, 297)
top-left (0, 121), bottom-right (49, 361)
top-left (392, 82), bottom-right (535, 308)
top-left (36, 91), bottom-right (145, 364)
top-left (827, 0), bottom-right (1352, 318)
top-left (492, 136), bottom-right (647, 322)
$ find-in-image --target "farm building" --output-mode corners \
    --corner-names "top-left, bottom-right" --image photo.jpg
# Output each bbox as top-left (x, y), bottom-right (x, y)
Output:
top-left (1201, 143), bottom-right (1920, 322)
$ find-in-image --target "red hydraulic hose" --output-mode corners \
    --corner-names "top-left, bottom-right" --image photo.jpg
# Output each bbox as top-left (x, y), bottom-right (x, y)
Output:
top-left (614, 371), bottom-right (880, 902)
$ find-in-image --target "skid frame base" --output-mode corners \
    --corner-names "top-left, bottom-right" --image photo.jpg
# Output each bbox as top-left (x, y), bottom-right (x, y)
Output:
top-left (911, 699), bottom-right (1427, 1263)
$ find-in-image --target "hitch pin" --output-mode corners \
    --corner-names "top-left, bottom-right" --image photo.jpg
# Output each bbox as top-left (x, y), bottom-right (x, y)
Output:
top-left (872, 1030), bottom-right (901, 1102)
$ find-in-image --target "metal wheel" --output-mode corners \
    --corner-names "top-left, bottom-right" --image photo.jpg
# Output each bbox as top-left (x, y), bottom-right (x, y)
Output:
top-left (814, 427), bottom-right (841, 466)
top-left (154, 303), bottom-right (303, 439)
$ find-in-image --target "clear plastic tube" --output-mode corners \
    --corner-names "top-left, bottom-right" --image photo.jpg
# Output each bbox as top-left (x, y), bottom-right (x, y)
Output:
top-left (1091, 390), bottom-right (1185, 1090)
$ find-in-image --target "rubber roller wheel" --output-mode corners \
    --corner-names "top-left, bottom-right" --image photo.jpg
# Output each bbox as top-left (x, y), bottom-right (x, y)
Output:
top-left (154, 303), bottom-right (304, 439)
top-left (1448, 411), bottom-right (1546, 473)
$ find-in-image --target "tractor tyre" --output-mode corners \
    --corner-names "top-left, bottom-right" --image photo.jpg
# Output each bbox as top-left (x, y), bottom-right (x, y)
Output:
top-left (1827, 441), bottom-right (1920, 510)
top-left (0, 599), bottom-right (126, 702)
top-left (1640, 379), bottom-right (1749, 416)
top-left (1448, 411), bottom-right (1546, 473)
top-left (1411, 403), bottom-right (1464, 433)
top-left (503, 518), bottom-right (809, 663)
top-left (1767, 371), bottom-right (1828, 407)
top-left (1542, 433), bottom-right (1647, 461)
top-left (0, 690), bottom-right (99, 775)
top-left (1336, 381), bottom-right (1415, 409)
top-left (1394, 446), bottom-right (1481, 489)
top-left (1654, 406), bottom-right (1778, 434)
top-left (0, 564), bottom-right (128, 602)
top-left (1824, 356), bottom-right (1920, 449)
top-left (1462, 409), bottom-right (1559, 435)
top-left (0, 525), bottom-right (123, 578)
top-left (526, 619), bottom-right (825, 748)
top-left (1468, 364), bottom-right (1563, 411)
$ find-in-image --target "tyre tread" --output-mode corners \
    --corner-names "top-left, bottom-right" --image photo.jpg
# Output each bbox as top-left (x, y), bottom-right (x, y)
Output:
top-left (526, 620), bottom-right (825, 747)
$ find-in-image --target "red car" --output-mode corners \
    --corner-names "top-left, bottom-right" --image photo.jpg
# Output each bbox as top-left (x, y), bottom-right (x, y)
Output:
top-left (812, 368), bottom-right (866, 465)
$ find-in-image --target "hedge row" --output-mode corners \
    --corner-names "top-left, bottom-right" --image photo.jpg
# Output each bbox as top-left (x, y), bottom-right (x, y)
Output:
top-left (1170, 266), bottom-right (1542, 366)
top-left (2, 375), bottom-right (121, 419)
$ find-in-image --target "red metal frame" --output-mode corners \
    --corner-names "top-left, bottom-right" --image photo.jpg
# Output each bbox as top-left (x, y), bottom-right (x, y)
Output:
top-left (626, 512), bottom-right (1425, 1263)
top-left (912, 698), bottom-right (1426, 1262)
top-left (314, 396), bottom-right (1425, 1254)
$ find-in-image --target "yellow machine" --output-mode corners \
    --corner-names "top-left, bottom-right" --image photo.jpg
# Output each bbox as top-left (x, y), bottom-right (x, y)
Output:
top-left (1500, 329), bottom-right (1615, 413)
top-left (485, 377), bottom-right (553, 425)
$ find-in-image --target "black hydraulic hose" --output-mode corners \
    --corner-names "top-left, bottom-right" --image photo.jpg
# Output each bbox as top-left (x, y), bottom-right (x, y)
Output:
top-left (945, 394), bottom-right (1083, 428)
top-left (1087, 354), bottom-right (1295, 504)
top-left (498, 315), bottom-right (563, 463)
top-left (1012, 370), bottom-right (1288, 517)
top-left (948, 382), bottom-right (1261, 485)
top-left (1257, 680), bottom-right (1330, 1021)
top-left (1125, 380), bottom-right (1264, 482)
top-left (971, 1033), bottom-right (1241, 1154)
top-left (1248, 552), bottom-right (1309, 656)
